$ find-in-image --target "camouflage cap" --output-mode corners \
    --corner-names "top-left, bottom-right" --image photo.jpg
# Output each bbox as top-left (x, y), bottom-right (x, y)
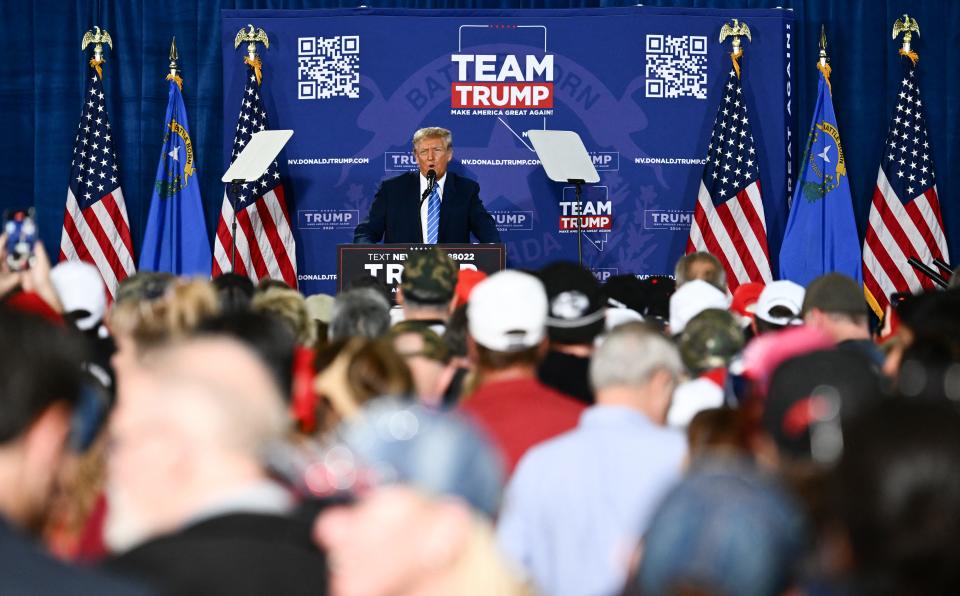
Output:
top-left (390, 320), bottom-right (450, 363)
top-left (401, 248), bottom-right (458, 304)
top-left (679, 308), bottom-right (745, 375)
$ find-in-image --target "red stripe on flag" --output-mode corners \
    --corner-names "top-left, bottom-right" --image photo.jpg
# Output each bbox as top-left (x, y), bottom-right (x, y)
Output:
top-left (715, 199), bottom-right (762, 283)
top-left (862, 267), bottom-right (888, 315)
top-left (236, 207), bottom-right (270, 281)
top-left (739, 183), bottom-right (770, 261)
top-left (925, 188), bottom-right (947, 233)
top-left (101, 193), bottom-right (135, 258)
top-left (272, 184), bottom-right (293, 223)
top-left (904, 198), bottom-right (944, 264)
top-left (871, 190), bottom-right (934, 291)
top-left (254, 193), bottom-right (296, 287)
top-left (62, 213), bottom-right (95, 265)
top-left (692, 204), bottom-right (732, 283)
top-left (215, 216), bottom-right (247, 278)
top-left (865, 224), bottom-right (912, 293)
top-left (80, 203), bottom-right (128, 285)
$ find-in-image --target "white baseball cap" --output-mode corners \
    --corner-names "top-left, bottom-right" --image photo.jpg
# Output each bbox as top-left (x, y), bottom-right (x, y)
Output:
top-left (755, 280), bottom-right (805, 326)
top-left (50, 261), bottom-right (106, 331)
top-left (468, 270), bottom-right (547, 352)
top-left (668, 279), bottom-right (730, 334)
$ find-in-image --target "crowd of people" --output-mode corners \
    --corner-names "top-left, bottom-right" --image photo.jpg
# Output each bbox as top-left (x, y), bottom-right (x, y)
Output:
top-left (1, 241), bottom-right (960, 596)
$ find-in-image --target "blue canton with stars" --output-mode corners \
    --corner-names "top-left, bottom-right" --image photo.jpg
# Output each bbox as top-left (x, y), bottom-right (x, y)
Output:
top-left (701, 68), bottom-right (761, 204)
top-left (881, 64), bottom-right (935, 204)
top-left (70, 73), bottom-right (120, 209)
top-left (228, 66), bottom-right (281, 209)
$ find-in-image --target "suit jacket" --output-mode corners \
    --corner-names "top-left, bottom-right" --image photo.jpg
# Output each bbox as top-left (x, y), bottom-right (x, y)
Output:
top-left (104, 513), bottom-right (328, 596)
top-left (0, 518), bottom-right (150, 596)
top-left (353, 171), bottom-right (501, 244)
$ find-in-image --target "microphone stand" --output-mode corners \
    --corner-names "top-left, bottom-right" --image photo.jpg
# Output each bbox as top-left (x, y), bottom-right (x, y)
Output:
top-left (229, 178), bottom-right (244, 272)
top-left (419, 171), bottom-right (437, 243)
top-left (907, 256), bottom-right (950, 289)
top-left (568, 178), bottom-right (585, 267)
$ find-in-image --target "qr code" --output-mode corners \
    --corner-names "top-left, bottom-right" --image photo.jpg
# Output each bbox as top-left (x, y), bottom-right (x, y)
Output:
top-left (297, 35), bottom-right (360, 100)
top-left (644, 34), bottom-right (708, 99)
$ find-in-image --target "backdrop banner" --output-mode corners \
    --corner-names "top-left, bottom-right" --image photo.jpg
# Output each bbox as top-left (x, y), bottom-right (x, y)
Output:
top-left (222, 6), bottom-right (794, 295)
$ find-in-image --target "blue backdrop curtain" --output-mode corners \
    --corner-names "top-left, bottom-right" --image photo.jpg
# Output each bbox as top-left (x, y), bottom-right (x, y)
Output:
top-left (2, 0), bottom-right (959, 268)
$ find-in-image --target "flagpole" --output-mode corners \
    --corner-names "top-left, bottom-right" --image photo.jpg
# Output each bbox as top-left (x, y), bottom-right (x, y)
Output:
top-left (230, 25), bottom-right (270, 274)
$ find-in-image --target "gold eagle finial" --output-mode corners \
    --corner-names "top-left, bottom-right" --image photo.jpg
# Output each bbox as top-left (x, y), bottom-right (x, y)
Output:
top-left (81, 26), bottom-right (113, 61)
top-left (892, 14), bottom-right (920, 63)
top-left (81, 27), bottom-right (113, 78)
top-left (234, 24), bottom-right (270, 59)
top-left (719, 19), bottom-right (752, 78)
top-left (234, 25), bottom-right (270, 85)
top-left (719, 19), bottom-right (752, 46)
top-left (892, 14), bottom-right (920, 43)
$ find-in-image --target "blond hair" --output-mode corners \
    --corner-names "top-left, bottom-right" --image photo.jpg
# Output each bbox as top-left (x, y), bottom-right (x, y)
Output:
top-left (252, 287), bottom-right (316, 346)
top-left (413, 127), bottom-right (453, 150)
top-left (108, 278), bottom-right (220, 355)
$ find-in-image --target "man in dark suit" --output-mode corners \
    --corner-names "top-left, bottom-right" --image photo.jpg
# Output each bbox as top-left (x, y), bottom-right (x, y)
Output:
top-left (354, 127), bottom-right (501, 244)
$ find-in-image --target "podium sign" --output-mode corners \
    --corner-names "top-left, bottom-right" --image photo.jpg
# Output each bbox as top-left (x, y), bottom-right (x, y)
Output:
top-left (338, 244), bottom-right (507, 302)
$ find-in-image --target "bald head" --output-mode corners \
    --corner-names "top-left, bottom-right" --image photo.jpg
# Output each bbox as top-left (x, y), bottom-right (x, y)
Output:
top-left (106, 337), bottom-right (290, 552)
top-left (138, 337), bottom-right (288, 457)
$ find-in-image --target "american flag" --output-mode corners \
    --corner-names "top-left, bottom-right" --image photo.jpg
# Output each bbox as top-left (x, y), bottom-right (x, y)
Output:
top-left (687, 65), bottom-right (772, 292)
top-left (59, 69), bottom-right (135, 298)
top-left (862, 61), bottom-right (949, 316)
top-left (212, 64), bottom-right (297, 287)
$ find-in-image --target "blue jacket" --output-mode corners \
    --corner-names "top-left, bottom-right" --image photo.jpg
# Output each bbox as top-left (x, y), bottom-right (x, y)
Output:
top-left (353, 171), bottom-right (501, 244)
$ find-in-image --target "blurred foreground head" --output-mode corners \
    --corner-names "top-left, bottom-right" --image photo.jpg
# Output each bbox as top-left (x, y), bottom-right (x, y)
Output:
top-left (761, 348), bottom-right (882, 466)
top-left (631, 459), bottom-right (806, 596)
top-left (109, 277), bottom-right (220, 397)
top-left (0, 308), bottom-right (84, 531)
top-left (313, 339), bottom-right (413, 434)
top-left (315, 398), bottom-right (524, 596)
top-left (834, 399), bottom-right (960, 594)
top-left (105, 336), bottom-right (288, 552)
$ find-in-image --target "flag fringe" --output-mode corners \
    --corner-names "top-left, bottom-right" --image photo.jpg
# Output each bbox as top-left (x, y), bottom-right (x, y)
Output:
top-left (166, 73), bottom-right (183, 91)
top-left (817, 62), bottom-right (832, 95)
top-left (89, 57), bottom-right (104, 79)
top-left (244, 56), bottom-right (262, 85)
top-left (898, 48), bottom-right (919, 65)
top-left (730, 48), bottom-right (742, 78)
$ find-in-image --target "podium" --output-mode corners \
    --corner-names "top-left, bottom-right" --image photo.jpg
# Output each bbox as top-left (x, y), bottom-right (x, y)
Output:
top-left (338, 244), bottom-right (507, 303)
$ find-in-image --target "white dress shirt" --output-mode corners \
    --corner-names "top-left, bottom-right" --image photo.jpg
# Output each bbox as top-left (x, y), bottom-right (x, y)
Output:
top-left (419, 172), bottom-right (446, 243)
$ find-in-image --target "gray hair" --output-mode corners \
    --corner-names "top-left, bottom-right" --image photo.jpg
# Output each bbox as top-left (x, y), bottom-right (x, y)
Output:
top-left (329, 288), bottom-right (392, 341)
top-left (590, 323), bottom-right (683, 391)
top-left (412, 127), bottom-right (453, 150)
top-left (674, 251), bottom-right (727, 291)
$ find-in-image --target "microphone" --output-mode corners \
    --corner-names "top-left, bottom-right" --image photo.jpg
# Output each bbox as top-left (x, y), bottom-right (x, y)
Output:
top-left (421, 169), bottom-right (437, 204)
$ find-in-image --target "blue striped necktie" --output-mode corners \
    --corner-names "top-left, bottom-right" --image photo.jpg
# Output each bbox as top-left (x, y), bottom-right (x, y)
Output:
top-left (426, 185), bottom-right (440, 244)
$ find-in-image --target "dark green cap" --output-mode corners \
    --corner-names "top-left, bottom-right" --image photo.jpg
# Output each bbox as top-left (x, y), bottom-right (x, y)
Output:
top-left (679, 308), bottom-right (745, 375)
top-left (401, 248), bottom-right (458, 304)
top-left (390, 321), bottom-right (450, 363)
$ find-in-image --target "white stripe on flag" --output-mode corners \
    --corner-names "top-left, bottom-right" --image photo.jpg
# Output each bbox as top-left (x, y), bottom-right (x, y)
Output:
top-left (697, 183), bottom-right (750, 285)
top-left (866, 205), bottom-right (924, 293)
top-left (876, 168), bottom-right (936, 265)
top-left (65, 190), bottom-right (120, 295)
